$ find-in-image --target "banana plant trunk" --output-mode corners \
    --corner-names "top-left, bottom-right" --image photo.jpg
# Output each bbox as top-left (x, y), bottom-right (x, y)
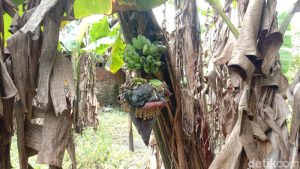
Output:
top-left (118, 0), bottom-right (213, 168)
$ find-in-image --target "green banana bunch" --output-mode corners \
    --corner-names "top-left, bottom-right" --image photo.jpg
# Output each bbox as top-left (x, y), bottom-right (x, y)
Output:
top-left (143, 55), bottom-right (161, 74)
top-left (124, 48), bottom-right (142, 70)
top-left (133, 35), bottom-right (151, 50)
top-left (123, 35), bottom-right (166, 74)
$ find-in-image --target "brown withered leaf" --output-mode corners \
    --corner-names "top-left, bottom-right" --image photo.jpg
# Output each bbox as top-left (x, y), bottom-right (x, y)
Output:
top-left (264, 107), bottom-right (289, 161)
top-left (50, 54), bottom-right (75, 116)
top-left (260, 33), bottom-right (283, 75)
top-left (214, 33), bottom-right (236, 66)
top-left (36, 0), bottom-right (64, 108)
top-left (2, 0), bottom-right (18, 17)
top-left (0, 100), bottom-right (3, 118)
top-left (37, 106), bottom-right (72, 167)
top-left (257, 140), bottom-right (272, 162)
top-left (274, 93), bottom-right (291, 127)
top-left (0, 58), bottom-right (17, 99)
top-left (50, 54), bottom-right (68, 116)
top-left (287, 70), bottom-right (300, 106)
top-left (240, 113), bottom-right (263, 169)
top-left (14, 99), bottom-right (29, 168)
top-left (289, 133), bottom-right (299, 169)
top-left (237, 0), bottom-right (249, 19)
top-left (290, 87), bottom-right (300, 146)
top-left (20, 0), bottom-right (60, 34)
top-left (208, 111), bottom-right (243, 169)
top-left (25, 122), bottom-right (43, 152)
top-left (228, 0), bottom-right (264, 80)
top-left (250, 121), bottom-right (268, 141)
top-left (7, 31), bottom-right (29, 112)
top-left (66, 135), bottom-right (77, 169)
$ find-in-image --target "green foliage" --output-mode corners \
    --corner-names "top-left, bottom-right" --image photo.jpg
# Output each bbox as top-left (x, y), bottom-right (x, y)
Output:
top-left (84, 16), bottom-right (120, 60)
top-left (232, 0), bottom-right (237, 9)
top-left (149, 79), bottom-right (163, 87)
top-left (278, 12), bottom-right (294, 75)
top-left (59, 20), bottom-right (81, 52)
top-left (69, 126), bottom-right (112, 168)
top-left (3, 4), bottom-right (23, 46)
top-left (123, 35), bottom-right (166, 74)
top-left (12, 0), bottom-right (165, 18)
top-left (12, 0), bottom-right (23, 5)
top-left (280, 47), bottom-right (293, 74)
top-left (105, 35), bottom-right (126, 73)
top-left (4, 0), bottom-right (166, 44)
top-left (3, 13), bottom-right (12, 46)
top-left (277, 11), bottom-right (300, 82)
top-left (59, 15), bottom-right (125, 73)
top-left (73, 0), bottom-right (166, 18)
top-left (89, 17), bottom-right (118, 42)
top-left (286, 55), bottom-right (300, 82)
top-left (74, 0), bottom-right (112, 17)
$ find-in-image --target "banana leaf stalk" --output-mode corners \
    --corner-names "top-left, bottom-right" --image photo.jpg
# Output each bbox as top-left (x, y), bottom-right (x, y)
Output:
top-left (205, 0), bottom-right (239, 38)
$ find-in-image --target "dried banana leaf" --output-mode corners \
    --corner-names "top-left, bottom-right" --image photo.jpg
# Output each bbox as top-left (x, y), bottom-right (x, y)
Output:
top-left (228, 0), bottom-right (264, 80)
top-left (37, 107), bottom-right (72, 167)
top-left (50, 54), bottom-right (75, 116)
top-left (7, 32), bottom-right (29, 112)
top-left (36, 0), bottom-right (63, 108)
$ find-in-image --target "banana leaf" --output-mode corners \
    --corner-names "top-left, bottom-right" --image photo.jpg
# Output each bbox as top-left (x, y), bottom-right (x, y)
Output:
top-left (60, 15), bottom-right (125, 73)
top-left (59, 15), bottom-right (105, 52)
top-left (105, 35), bottom-right (126, 73)
top-left (10, 0), bottom-right (166, 19)
top-left (74, 0), bottom-right (166, 18)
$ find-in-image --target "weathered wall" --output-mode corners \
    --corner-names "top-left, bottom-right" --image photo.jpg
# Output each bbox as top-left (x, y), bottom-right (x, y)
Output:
top-left (95, 67), bottom-right (125, 106)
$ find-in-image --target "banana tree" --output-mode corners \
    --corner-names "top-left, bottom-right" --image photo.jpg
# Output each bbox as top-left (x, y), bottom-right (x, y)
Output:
top-left (59, 15), bottom-right (126, 132)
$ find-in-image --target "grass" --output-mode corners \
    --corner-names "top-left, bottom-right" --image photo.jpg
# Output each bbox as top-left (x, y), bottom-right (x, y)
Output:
top-left (11, 108), bottom-right (150, 169)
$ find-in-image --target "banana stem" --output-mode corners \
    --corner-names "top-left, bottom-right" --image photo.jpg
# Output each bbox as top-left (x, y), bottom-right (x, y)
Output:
top-left (205, 0), bottom-right (239, 39)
